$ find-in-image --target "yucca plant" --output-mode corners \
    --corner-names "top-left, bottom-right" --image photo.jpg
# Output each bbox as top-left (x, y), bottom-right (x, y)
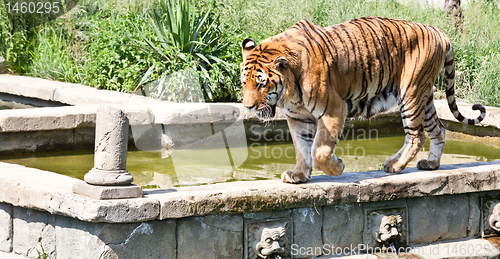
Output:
top-left (129, 0), bottom-right (232, 101)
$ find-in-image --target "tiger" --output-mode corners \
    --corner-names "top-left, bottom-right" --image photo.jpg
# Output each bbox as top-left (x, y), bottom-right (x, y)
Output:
top-left (240, 17), bottom-right (486, 184)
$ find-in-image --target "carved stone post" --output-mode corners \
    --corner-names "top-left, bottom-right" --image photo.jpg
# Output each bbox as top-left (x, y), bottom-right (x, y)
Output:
top-left (73, 104), bottom-right (143, 199)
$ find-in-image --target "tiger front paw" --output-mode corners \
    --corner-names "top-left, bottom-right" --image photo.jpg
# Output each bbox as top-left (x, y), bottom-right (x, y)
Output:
top-left (382, 159), bottom-right (405, 174)
top-left (314, 155), bottom-right (345, 176)
top-left (281, 170), bottom-right (310, 184)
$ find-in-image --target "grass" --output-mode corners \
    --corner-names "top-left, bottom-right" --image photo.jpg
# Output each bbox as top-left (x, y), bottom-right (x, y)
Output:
top-left (0, 0), bottom-right (499, 106)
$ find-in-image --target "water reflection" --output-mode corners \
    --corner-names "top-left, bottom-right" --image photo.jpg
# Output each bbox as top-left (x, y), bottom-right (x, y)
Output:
top-left (1, 135), bottom-right (499, 188)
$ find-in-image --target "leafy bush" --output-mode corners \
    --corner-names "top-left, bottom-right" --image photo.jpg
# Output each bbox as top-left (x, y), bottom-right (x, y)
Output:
top-left (82, 10), bottom-right (149, 92)
top-left (27, 26), bottom-right (83, 83)
top-left (0, 0), bottom-right (36, 74)
top-left (128, 0), bottom-right (239, 101)
top-left (1, 0), bottom-right (500, 106)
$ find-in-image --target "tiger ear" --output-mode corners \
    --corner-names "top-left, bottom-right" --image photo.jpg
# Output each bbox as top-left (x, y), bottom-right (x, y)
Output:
top-left (242, 38), bottom-right (256, 60)
top-left (275, 57), bottom-right (288, 70)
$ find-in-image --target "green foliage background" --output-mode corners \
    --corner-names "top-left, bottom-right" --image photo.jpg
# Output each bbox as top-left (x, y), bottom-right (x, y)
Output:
top-left (0, 0), bottom-right (499, 106)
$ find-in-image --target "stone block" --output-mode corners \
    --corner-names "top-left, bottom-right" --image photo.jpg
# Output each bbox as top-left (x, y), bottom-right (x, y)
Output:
top-left (323, 204), bottom-right (364, 251)
top-left (177, 214), bottom-right (244, 258)
top-left (407, 194), bottom-right (469, 244)
top-left (0, 75), bottom-right (58, 102)
top-left (468, 193), bottom-right (481, 238)
top-left (0, 202), bottom-right (13, 253)
top-left (0, 251), bottom-right (31, 258)
top-left (107, 220), bottom-right (176, 259)
top-left (243, 209), bottom-right (292, 220)
top-left (12, 207), bottom-right (56, 258)
top-left (55, 215), bottom-right (108, 259)
top-left (72, 181), bottom-right (143, 200)
top-left (56, 215), bottom-right (176, 259)
top-left (292, 207), bottom-right (323, 258)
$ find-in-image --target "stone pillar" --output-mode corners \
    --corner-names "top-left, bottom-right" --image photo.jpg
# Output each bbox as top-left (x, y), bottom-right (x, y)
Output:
top-left (73, 104), bottom-right (142, 199)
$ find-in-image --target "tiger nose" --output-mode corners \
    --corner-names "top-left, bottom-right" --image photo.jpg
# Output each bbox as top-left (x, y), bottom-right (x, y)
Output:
top-left (244, 104), bottom-right (256, 111)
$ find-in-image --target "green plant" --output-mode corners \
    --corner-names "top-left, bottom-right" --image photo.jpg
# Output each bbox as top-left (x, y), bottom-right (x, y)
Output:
top-left (0, 0), bottom-right (37, 74)
top-left (35, 241), bottom-right (47, 259)
top-left (83, 10), bottom-right (150, 92)
top-left (129, 0), bottom-right (235, 101)
top-left (27, 26), bottom-right (83, 83)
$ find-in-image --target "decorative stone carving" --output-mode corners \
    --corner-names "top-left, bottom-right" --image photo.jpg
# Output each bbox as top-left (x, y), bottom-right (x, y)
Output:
top-left (363, 206), bottom-right (408, 250)
top-left (372, 213), bottom-right (403, 244)
top-left (481, 198), bottom-right (500, 237)
top-left (245, 218), bottom-right (292, 259)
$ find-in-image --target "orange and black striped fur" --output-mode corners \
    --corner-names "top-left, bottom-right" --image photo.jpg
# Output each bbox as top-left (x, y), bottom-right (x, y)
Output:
top-left (240, 17), bottom-right (486, 184)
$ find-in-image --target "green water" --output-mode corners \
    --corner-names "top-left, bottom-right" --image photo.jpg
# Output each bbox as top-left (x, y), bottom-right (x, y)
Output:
top-left (0, 99), bottom-right (33, 110)
top-left (1, 135), bottom-right (499, 188)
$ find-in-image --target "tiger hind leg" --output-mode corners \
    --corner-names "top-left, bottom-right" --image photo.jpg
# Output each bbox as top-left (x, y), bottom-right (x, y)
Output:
top-left (383, 99), bottom-right (427, 173)
top-left (417, 94), bottom-right (446, 170)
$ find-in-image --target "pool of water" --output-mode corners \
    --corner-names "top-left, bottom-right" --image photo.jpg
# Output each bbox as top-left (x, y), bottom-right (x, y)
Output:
top-left (1, 134), bottom-right (499, 188)
top-left (0, 99), bottom-right (35, 110)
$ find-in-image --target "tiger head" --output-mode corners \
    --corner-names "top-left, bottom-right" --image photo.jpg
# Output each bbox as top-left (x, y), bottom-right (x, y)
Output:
top-left (240, 38), bottom-right (291, 119)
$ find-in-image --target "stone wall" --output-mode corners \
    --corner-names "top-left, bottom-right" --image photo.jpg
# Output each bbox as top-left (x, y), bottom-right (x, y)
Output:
top-left (0, 191), bottom-right (497, 259)
top-left (1, 160), bottom-right (500, 258)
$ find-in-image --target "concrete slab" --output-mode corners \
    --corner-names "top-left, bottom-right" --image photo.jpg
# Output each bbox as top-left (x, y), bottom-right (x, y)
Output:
top-left (435, 99), bottom-right (500, 130)
top-left (72, 182), bottom-right (143, 200)
top-left (0, 162), bottom-right (159, 223)
top-left (147, 160), bottom-right (500, 219)
top-left (0, 75), bottom-right (134, 106)
top-left (0, 154), bottom-right (499, 223)
top-left (0, 251), bottom-right (30, 259)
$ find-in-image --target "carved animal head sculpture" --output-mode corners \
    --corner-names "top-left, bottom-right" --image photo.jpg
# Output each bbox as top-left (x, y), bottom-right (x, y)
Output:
top-left (488, 201), bottom-right (500, 232)
top-left (371, 212), bottom-right (403, 244)
top-left (254, 226), bottom-right (286, 258)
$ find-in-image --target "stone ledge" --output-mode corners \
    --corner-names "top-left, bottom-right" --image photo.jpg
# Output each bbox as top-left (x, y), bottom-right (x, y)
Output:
top-left (0, 75), bottom-right (147, 106)
top-left (2, 75), bottom-right (498, 134)
top-left (148, 160), bottom-right (500, 219)
top-left (2, 160), bottom-right (498, 223)
top-left (435, 99), bottom-right (500, 130)
top-left (0, 102), bottom-right (275, 133)
top-left (0, 162), bottom-right (159, 223)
